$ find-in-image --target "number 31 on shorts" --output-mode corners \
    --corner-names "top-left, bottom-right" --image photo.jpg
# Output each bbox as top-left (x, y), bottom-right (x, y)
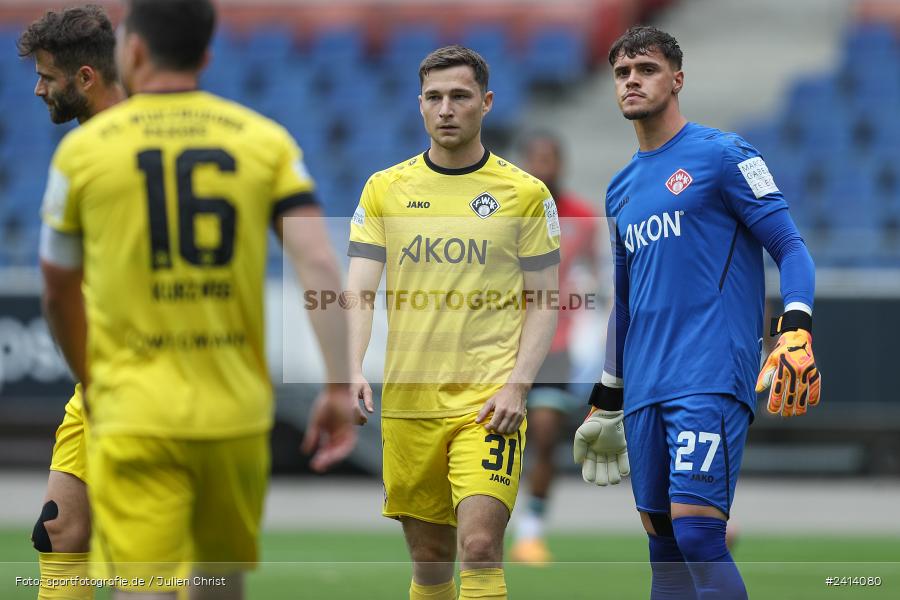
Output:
top-left (674, 431), bottom-right (721, 472)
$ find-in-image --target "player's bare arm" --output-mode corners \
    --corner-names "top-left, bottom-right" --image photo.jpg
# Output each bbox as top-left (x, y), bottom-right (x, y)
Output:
top-left (279, 204), bottom-right (351, 386)
top-left (279, 204), bottom-right (357, 471)
top-left (477, 264), bottom-right (559, 434)
top-left (39, 260), bottom-right (88, 387)
top-left (346, 255), bottom-right (386, 424)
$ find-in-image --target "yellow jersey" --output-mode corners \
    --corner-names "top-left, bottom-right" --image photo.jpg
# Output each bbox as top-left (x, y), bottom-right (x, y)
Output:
top-left (41, 91), bottom-right (316, 438)
top-left (349, 150), bottom-right (560, 418)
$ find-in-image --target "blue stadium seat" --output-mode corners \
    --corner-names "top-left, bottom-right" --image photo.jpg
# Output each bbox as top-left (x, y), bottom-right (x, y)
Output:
top-left (0, 26), bottom-right (21, 61)
top-left (309, 27), bottom-right (366, 71)
top-left (382, 25), bottom-right (442, 71)
top-left (1, 62), bottom-right (39, 104)
top-left (202, 74), bottom-right (242, 101)
top-left (784, 75), bottom-right (841, 114)
top-left (817, 230), bottom-right (882, 267)
top-left (459, 25), bottom-right (512, 68)
top-left (245, 25), bottom-right (296, 60)
top-left (322, 65), bottom-right (382, 113)
top-left (521, 27), bottom-right (586, 86)
top-left (483, 63), bottom-right (524, 127)
top-left (804, 158), bottom-right (883, 232)
top-left (0, 19), bottom-right (590, 266)
top-left (843, 22), bottom-right (898, 59)
top-left (737, 121), bottom-right (781, 158)
top-left (867, 115), bottom-right (900, 153)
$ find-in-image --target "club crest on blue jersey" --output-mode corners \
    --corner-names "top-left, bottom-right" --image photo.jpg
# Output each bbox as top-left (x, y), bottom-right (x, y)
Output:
top-left (470, 193), bottom-right (500, 218)
top-left (666, 169), bottom-right (693, 195)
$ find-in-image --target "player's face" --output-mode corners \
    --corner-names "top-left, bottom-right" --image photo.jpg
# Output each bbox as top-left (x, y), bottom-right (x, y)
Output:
top-left (419, 66), bottom-right (493, 151)
top-left (523, 138), bottom-right (562, 188)
top-left (33, 50), bottom-right (88, 124)
top-left (612, 48), bottom-right (683, 121)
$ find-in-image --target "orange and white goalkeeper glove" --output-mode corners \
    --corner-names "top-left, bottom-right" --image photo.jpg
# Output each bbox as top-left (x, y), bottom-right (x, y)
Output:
top-left (756, 310), bottom-right (821, 417)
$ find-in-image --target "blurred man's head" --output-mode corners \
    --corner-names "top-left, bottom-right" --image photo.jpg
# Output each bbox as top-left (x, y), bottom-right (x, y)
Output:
top-left (608, 26), bottom-right (684, 121)
top-left (117, 0), bottom-right (215, 94)
top-left (17, 4), bottom-right (117, 124)
top-left (520, 131), bottom-right (564, 194)
top-left (418, 45), bottom-right (493, 152)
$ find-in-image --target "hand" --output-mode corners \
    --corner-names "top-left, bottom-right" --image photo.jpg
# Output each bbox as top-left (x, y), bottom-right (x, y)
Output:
top-left (475, 384), bottom-right (527, 435)
top-left (350, 372), bottom-right (375, 425)
top-left (301, 384), bottom-right (358, 472)
top-left (573, 408), bottom-right (629, 486)
top-left (756, 328), bottom-right (821, 417)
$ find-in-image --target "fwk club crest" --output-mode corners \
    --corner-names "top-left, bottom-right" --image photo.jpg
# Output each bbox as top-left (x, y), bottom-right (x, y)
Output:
top-left (470, 193), bottom-right (500, 219)
top-left (666, 169), bottom-right (693, 195)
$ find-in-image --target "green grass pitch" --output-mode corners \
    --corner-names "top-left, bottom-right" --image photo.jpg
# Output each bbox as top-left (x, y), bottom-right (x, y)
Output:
top-left (1, 529), bottom-right (897, 599)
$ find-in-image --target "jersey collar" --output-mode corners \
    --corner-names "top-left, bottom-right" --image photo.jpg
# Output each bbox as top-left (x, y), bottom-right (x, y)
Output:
top-left (423, 148), bottom-right (491, 175)
top-left (132, 88), bottom-right (202, 97)
top-left (636, 122), bottom-right (694, 158)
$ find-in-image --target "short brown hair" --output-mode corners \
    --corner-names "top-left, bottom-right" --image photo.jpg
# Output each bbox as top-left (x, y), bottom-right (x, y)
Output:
top-left (17, 4), bottom-right (117, 82)
top-left (418, 45), bottom-right (489, 93)
top-left (608, 26), bottom-right (683, 70)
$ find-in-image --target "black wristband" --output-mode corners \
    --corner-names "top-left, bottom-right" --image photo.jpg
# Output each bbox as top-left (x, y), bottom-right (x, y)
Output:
top-left (770, 309), bottom-right (813, 337)
top-left (588, 382), bottom-right (624, 412)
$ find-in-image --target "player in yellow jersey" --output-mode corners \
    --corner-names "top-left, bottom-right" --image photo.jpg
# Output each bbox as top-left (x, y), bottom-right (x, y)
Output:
top-left (37, 1), bottom-right (356, 598)
top-left (17, 6), bottom-right (124, 599)
top-left (347, 46), bottom-right (560, 600)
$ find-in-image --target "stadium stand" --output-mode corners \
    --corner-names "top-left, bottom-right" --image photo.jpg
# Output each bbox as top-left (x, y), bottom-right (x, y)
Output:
top-left (738, 21), bottom-right (900, 267)
top-left (2, 1), bottom-right (896, 270)
top-left (0, 17), bottom-right (600, 268)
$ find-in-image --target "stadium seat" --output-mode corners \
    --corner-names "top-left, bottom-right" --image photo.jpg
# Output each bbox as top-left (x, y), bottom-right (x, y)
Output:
top-left (0, 18), bottom-right (593, 267)
top-left (820, 173), bottom-right (881, 230)
top-left (245, 25), bottom-right (297, 60)
top-left (521, 27), bottom-right (587, 86)
top-left (383, 24), bottom-right (441, 62)
top-left (308, 26), bottom-right (367, 72)
top-left (817, 229), bottom-right (883, 267)
top-left (483, 64), bottom-right (525, 127)
top-left (459, 25), bottom-right (512, 68)
top-left (867, 115), bottom-right (900, 154)
top-left (842, 22), bottom-right (898, 60)
top-left (784, 75), bottom-right (841, 115)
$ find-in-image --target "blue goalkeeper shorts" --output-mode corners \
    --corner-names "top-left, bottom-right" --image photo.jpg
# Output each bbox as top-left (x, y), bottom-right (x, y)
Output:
top-left (624, 393), bottom-right (751, 517)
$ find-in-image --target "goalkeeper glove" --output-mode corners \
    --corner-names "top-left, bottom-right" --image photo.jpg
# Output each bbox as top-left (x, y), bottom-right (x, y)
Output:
top-left (573, 383), bottom-right (629, 486)
top-left (756, 309), bottom-right (821, 417)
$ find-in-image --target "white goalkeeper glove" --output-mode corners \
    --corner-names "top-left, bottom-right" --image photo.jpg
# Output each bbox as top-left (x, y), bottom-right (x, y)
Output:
top-left (573, 381), bottom-right (629, 486)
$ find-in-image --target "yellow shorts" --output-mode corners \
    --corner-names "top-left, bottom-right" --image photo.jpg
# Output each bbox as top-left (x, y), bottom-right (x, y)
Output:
top-left (381, 412), bottom-right (526, 527)
top-left (49, 384), bottom-right (88, 483)
top-left (88, 433), bottom-right (269, 591)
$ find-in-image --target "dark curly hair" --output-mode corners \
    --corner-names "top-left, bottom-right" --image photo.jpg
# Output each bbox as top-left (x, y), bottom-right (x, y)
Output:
top-left (608, 26), bottom-right (683, 70)
top-left (17, 4), bottom-right (117, 82)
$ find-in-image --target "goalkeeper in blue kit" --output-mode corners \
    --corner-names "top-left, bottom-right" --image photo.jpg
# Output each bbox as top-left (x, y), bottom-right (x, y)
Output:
top-left (573, 26), bottom-right (820, 599)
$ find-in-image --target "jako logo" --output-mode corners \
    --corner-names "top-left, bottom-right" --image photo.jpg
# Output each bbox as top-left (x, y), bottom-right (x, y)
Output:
top-left (624, 211), bottom-right (683, 253)
top-left (400, 235), bottom-right (488, 265)
top-left (406, 201), bottom-right (430, 208)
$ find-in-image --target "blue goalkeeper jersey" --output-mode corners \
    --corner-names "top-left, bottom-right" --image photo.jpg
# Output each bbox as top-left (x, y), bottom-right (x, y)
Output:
top-left (605, 122), bottom-right (789, 415)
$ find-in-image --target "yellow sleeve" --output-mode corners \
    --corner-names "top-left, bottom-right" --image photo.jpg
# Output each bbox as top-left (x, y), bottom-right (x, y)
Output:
top-left (517, 185), bottom-right (561, 271)
top-left (347, 173), bottom-right (386, 262)
top-left (40, 137), bottom-right (82, 234)
top-left (271, 131), bottom-right (318, 220)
